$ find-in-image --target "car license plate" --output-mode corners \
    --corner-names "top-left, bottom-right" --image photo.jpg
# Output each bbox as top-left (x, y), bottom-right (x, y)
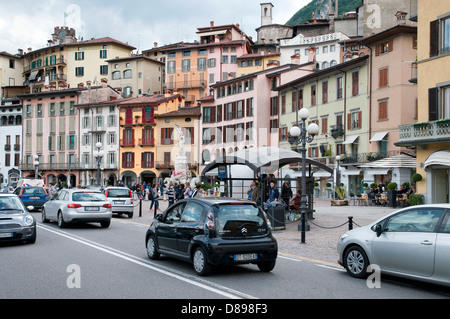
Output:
top-left (30, 196), bottom-right (40, 199)
top-left (114, 201), bottom-right (125, 204)
top-left (233, 253), bottom-right (258, 261)
top-left (85, 207), bottom-right (100, 211)
top-left (0, 232), bottom-right (13, 238)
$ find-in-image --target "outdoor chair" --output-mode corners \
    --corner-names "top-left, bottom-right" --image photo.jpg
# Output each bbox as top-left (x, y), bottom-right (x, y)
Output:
top-left (349, 193), bottom-right (356, 205)
top-left (359, 193), bottom-right (369, 206)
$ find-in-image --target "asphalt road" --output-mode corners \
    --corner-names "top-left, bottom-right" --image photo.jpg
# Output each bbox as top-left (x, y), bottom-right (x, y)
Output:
top-left (1, 211), bottom-right (449, 301)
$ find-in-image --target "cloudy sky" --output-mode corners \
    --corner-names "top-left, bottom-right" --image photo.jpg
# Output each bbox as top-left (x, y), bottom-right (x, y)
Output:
top-left (0, 0), bottom-right (310, 54)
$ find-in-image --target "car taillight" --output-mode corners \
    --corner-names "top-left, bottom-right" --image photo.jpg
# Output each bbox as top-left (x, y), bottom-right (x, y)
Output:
top-left (129, 190), bottom-right (133, 204)
top-left (105, 189), bottom-right (109, 197)
top-left (67, 203), bottom-right (82, 209)
top-left (19, 189), bottom-right (23, 198)
top-left (103, 203), bottom-right (112, 208)
top-left (206, 212), bottom-right (215, 231)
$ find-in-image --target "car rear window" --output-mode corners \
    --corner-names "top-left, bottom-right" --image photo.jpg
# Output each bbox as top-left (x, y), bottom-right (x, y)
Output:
top-left (107, 189), bottom-right (130, 198)
top-left (23, 187), bottom-right (46, 195)
top-left (72, 192), bottom-right (106, 202)
top-left (216, 203), bottom-right (268, 237)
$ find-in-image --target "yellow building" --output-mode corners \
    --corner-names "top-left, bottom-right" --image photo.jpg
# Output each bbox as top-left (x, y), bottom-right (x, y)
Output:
top-left (117, 92), bottom-right (187, 186)
top-left (237, 51), bottom-right (281, 77)
top-left (66, 37), bottom-right (135, 89)
top-left (396, 1), bottom-right (450, 203)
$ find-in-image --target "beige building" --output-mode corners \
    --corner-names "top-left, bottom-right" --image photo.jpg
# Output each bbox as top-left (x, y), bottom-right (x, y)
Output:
top-left (0, 51), bottom-right (24, 98)
top-left (396, 1), bottom-right (450, 203)
top-left (107, 55), bottom-right (164, 97)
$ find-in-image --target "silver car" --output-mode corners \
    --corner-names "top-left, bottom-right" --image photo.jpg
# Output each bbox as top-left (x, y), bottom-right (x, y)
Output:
top-left (337, 204), bottom-right (450, 287)
top-left (0, 194), bottom-right (36, 244)
top-left (42, 189), bottom-right (112, 228)
top-left (103, 187), bottom-right (134, 218)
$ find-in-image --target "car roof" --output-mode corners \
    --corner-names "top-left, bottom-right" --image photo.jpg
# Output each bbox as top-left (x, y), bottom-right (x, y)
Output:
top-left (64, 188), bottom-right (103, 193)
top-left (0, 194), bottom-right (18, 197)
top-left (181, 197), bottom-right (255, 206)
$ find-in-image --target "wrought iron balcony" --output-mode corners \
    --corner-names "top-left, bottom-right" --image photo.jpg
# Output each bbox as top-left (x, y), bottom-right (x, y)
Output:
top-left (397, 119), bottom-right (450, 146)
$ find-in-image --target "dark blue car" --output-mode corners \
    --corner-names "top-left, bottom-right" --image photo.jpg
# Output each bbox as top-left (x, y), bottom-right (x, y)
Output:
top-left (13, 186), bottom-right (48, 211)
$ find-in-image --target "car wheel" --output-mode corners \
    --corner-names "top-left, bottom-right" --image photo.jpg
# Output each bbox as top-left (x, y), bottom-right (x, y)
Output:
top-left (100, 220), bottom-right (111, 228)
top-left (193, 247), bottom-right (211, 276)
top-left (344, 246), bottom-right (369, 278)
top-left (41, 208), bottom-right (50, 223)
top-left (146, 235), bottom-right (160, 260)
top-left (57, 212), bottom-right (67, 228)
top-left (257, 260), bottom-right (276, 272)
top-left (128, 212), bottom-right (133, 218)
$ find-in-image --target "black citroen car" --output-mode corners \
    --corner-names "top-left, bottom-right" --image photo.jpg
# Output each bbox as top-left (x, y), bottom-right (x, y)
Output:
top-left (145, 198), bottom-right (278, 276)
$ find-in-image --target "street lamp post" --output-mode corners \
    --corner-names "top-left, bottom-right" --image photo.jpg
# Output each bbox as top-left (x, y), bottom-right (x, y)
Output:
top-left (93, 142), bottom-right (104, 187)
top-left (33, 155), bottom-right (39, 179)
top-left (335, 155), bottom-right (341, 199)
top-left (289, 108), bottom-right (319, 244)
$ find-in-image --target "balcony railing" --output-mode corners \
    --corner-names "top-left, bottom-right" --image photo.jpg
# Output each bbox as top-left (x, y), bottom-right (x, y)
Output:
top-left (330, 125), bottom-right (344, 138)
top-left (19, 162), bottom-right (82, 171)
top-left (119, 118), bottom-right (155, 126)
top-left (399, 119), bottom-right (450, 144)
top-left (138, 138), bottom-right (155, 146)
top-left (165, 80), bottom-right (206, 90)
top-left (120, 139), bottom-right (135, 147)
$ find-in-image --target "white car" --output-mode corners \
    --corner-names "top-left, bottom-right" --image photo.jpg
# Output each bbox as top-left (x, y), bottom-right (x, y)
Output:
top-left (337, 204), bottom-right (450, 287)
top-left (42, 189), bottom-right (112, 228)
top-left (103, 187), bottom-right (134, 218)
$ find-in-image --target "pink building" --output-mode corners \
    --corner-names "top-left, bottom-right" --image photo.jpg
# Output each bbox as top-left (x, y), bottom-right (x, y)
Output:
top-left (199, 62), bottom-right (315, 174)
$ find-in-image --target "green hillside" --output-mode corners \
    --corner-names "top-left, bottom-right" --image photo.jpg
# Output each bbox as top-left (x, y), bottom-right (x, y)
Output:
top-left (286, 0), bottom-right (362, 26)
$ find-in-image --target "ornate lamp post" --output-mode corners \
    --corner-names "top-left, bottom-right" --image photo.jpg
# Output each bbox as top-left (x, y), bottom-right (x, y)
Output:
top-left (93, 142), bottom-right (104, 187)
top-left (33, 155), bottom-right (39, 179)
top-left (289, 108), bottom-right (319, 244)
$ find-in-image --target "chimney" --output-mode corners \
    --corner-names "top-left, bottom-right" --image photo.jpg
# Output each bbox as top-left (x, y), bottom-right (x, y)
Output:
top-left (291, 53), bottom-right (301, 65)
top-left (17, 49), bottom-right (23, 55)
top-left (154, 42), bottom-right (158, 48)
top-left (210, 21), bottom-right (214, 27)
top-left (308, 47), bottom-right (316, 63)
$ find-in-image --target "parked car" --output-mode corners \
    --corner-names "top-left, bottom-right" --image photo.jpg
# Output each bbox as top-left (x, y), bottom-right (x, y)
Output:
top-left (0, 194), bottom-right (36, 244)
top-left (42, 189), bottom-right (112, 228)
top-left (145, 198), bottom-right (278, 276)
top-left (103, 187), bottom-right (134, 218)
top-left (13, 186), bottom-right (48, 211)
top-left (337, 204), bottom-right (450, 287)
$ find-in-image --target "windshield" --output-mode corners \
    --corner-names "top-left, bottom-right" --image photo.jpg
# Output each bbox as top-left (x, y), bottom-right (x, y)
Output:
top-left (107, 189), bottom-right (130, 198)
top-left (215, 203), bottom-right (268, 237)
top-left (0, 196), bottom-right (26, 213)
top-left (22, 187), bottom-right (46, 195)
top-left (72, 192), bottom-right (106, 202)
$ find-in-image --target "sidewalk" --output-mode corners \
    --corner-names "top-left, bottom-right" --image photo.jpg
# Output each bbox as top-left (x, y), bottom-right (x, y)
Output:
top-left (130, 197), bottom-right (395, 266)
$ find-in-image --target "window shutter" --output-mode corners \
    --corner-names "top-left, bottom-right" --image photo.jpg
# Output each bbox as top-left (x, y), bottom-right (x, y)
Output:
top-left (161, 128), bottom-right (165, 144)
top-left (210, 106), bottom-right (216, 123)
top-left (347, 113), bottom-right (352, 129)
top-left (358, 111), bottom-right (362, 129)
top-left (388, 39), bottom-right (394, 52)
top-left (430, 20), bottom-right (439, 57)
top-left (375, 44), bottom-right (380, 56)
top-left (428, 87), bottom-right (439, 121)
top-left (170, 128), bottom-right (174, 144)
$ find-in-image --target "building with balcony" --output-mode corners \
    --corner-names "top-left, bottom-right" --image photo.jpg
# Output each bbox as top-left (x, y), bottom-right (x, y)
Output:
top-left (275, 55), bottom-right (369, 196)
top-left (0, 51), bottom-right (24, 98)
top-left (18, 87), bottom-right (85, 186)
top-left (117, 92), bottom-right (186, 187)
top-left (76, 83), bottom-right (122, 186)
top-left (395, 1), bottom-right (450, 203)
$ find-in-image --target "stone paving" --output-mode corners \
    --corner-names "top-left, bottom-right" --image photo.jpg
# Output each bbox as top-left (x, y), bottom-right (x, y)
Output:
top-left (129, 196), bottom-right (396, 266)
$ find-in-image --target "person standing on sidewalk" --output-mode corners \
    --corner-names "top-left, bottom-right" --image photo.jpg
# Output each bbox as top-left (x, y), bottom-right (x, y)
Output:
top-left (150, 184), bottom-right (160, 217)
top-left (167, 184), bottom-right (175, 206)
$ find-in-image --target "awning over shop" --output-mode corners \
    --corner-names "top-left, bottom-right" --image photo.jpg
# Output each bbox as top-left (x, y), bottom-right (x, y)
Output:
top-left (364, 168), bottom-right (391, 175)
top-left (370, 131), bottom-right (389, 142)
top-left (424, 150), bottom-right (450, 169)
top-left (342, 167), bottom-right (362, 175)
top-left (343, 135), bottom-right (359, 144)
top-left (197, 30), bottom-right (227, 37)
top-left (359, 154), bottom-right (416, 168)
top-left (290, 169), bottom-right (331, 178)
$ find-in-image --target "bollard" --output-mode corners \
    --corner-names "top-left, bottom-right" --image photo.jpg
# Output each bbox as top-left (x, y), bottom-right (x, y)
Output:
top-left (348, 216), bottom-right (353, 230)
top-left (139, 197), bottom-right (142, 217)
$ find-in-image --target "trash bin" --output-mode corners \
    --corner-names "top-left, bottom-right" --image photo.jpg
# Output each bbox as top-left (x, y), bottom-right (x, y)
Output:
top-left (267, 206), bottom-right (285, 230)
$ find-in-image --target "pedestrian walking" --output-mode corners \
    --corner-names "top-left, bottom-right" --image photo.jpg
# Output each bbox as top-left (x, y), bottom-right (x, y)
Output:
top-left (184, 182), bottom-right (191, 199)
top-left (281, 182), bottom-right (293, 206)
top-left (190, 184), bottom-right (201, 198)
top-left (177, 184), bottom-right (185, 202)
top-left (150, 184), bottom-right (160, 217)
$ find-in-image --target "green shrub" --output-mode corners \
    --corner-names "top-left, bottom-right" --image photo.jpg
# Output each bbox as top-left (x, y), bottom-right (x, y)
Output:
top-left (409, 194), bottom-right (424, 206)
top-left (370, 182), bottom-right (377, 188)
top-left (411, 173), bottom-right (422, 184)
top-left (401, 182), bottom-right (410, 189)
top-left (387, 182), bottom-right (397, 191)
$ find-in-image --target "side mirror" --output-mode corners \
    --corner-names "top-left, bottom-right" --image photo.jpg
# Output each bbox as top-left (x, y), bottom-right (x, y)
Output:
top-left (156, 214), bottom-right (163, 221)
top-left (375, 224), bottom-right (383, 237)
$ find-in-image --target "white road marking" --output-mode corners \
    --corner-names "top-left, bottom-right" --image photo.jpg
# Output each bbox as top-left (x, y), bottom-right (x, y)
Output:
top-left (37, 224), bottom-right (257, 299)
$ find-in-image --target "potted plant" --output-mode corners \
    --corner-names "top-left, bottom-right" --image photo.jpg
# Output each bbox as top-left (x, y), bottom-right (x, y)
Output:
top-left (331, 183), bottom-right (348, 206)
top-left (387, 182), bottom-right (397, 208)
